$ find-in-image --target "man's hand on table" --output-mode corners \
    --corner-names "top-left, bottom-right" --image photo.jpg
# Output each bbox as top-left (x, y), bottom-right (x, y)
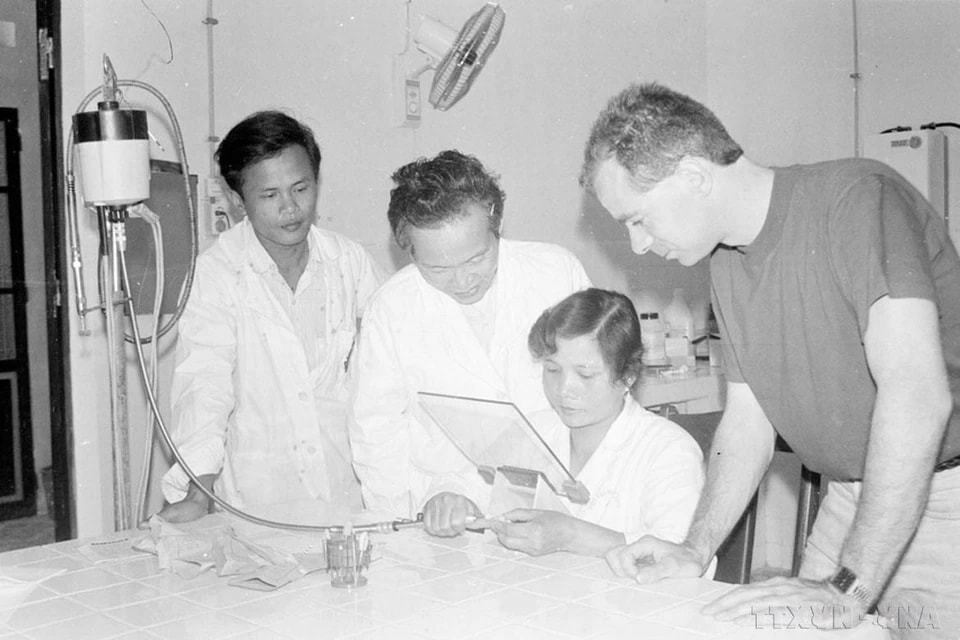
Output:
top-left (607, 537), bottom-right (871, 628)
top-left (154, 474), bottom-right (215, 525)
top-left (701, 576), bottom-right (869, 628)
top-left (422, 492), bottom-right (481, 537)
top-left (605, 535), bottom-right (706, 582)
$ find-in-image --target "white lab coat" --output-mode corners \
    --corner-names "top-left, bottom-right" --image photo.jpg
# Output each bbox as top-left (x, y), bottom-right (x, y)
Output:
top-left (349, 239), bottom-right (591, 518)
top-left (161, 219), bottom-right (385, 513)
top-left (533, 395), bottom-right (705, 544)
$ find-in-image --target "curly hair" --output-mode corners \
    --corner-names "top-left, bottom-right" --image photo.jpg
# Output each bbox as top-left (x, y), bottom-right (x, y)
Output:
top-left (215, 110), bottom-right (321, 194)
top-left (387, 150), bottom-right (505, 251)
top-left (580, 82), bottom-right (742, 193)
top-left (529, 288), bottom-right (644, 386)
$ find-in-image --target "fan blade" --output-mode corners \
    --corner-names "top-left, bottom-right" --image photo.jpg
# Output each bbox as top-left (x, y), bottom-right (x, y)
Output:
top-left (429, 3), bottom-right (506, 111)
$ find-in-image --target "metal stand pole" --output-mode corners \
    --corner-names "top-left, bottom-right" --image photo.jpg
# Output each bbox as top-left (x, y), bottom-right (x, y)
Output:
top-left (105, 212), bottom-right (132, 531)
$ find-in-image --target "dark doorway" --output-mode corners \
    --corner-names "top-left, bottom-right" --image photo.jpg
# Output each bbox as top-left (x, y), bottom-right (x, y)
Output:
top-left (0, 0), bottom-right (71, 542)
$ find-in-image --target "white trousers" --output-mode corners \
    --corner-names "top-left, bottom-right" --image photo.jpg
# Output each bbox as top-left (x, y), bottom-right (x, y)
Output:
top-left (799, 466), bottom-right (960, 640)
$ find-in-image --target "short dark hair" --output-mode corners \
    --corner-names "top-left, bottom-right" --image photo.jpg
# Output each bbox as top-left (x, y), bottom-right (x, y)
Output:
top-left (580, 82), bottom-right (743, 193)
top-left (528, 288), bottom-right (643, 386)
top-left (215, 110), bottom-right (322, 194)
top-left (387, 150), bottom-right (505, 251)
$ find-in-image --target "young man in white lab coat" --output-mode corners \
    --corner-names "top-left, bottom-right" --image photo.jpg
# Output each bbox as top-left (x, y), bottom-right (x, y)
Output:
top-left (349, 150), bottom-right (591, 536)
top-left (159, 111), bottom-right (385, 522)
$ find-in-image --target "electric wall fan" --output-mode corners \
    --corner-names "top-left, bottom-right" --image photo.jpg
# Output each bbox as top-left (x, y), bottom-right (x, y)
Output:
top-left (413, 3), bottom-right (506, 111)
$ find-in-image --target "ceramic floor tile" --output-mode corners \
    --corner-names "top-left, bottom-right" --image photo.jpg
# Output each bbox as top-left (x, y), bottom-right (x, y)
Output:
top-left (70, 580), bottom-right (166, 609)
top-left (642, 600), bottom-right (740, 636)
top-left (341, 624), bottom-right (432, 639)
top-left (519, 552), bottom-right (599, 572)
top-left (376, 536), bottom-right (441, 558)
top-left (0, 547), bottom-right (59, 568)
top-left (185, 582), bottom-right (279, 609)
top-left (336, 586), bottom-right (446, 623)
top-left (523, 602), bottom-right (634, 638)
top-left (221, 592), bottom-right (320, 626)
top-left (102, 556), bottom-right (162, 580)
top-left (14, 556), bottom-right (87, 574)
top-left (3, 584), bottom-right (57, 609)
top-left (416, 550), bottom-right (501, 573)
top-left (39, 541), bottom-right (85, 558)
top-left (567, 561), bottom-right (633, 584)
top-left (39, 566), bottom-right (128, 595)
top-left (358, 562), bottom-right (448, 589)
top-left (269, 605), bottom-right (379, 639)
top-left (22, 612), bottom-right (134, 640)
top-left (149, 610), bottom-right (264, 640)
top-left (460, 560), bottom-right (552, 585)
top-left (4, 597), bottom-right (92, 631)
top-left (457, 587), bottom-right (568, 624)
top-left (297, 581), bottom-right (382, 608)
top-left (577, 586), bottom-right (681, 619)
top-left (420, 533), bottom-right (485, 551)
top-left (224, 630), bottom-right (296, 640)
top-left (474, 623), bottom-right (572, 639)
top-left (105, 594), bottom-right (210, 627)
top-left (392, 603), bottom-right (503, 639)
top-left (472, 540), bottom-right (530, 561)
top-left (405, 573), bottom-right (502, 604)
top-left (109, 631), bottom-right (163, 640)
top-left (517, 571), bottom-right (615, 601)
top-left (590, 618), bottom-right (712, 639)
top-left (632, 578), bottom-right (732, 602)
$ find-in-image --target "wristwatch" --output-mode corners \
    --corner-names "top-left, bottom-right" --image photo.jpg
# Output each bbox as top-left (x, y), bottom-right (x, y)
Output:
top-left (827, 566), bottom-right (875, 609)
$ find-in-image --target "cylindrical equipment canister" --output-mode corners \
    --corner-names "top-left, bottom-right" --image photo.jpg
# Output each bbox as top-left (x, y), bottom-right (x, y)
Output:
top-left (73, 101), bottom-right (150, 206)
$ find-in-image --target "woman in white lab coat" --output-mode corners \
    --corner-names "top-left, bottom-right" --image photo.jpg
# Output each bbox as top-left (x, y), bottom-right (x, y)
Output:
top-left (349, 150), bottom-right (591, 531)
top-left (159, 111), bottom-right (384, 522)
top-left (487, 288), bottom-right (704, 557)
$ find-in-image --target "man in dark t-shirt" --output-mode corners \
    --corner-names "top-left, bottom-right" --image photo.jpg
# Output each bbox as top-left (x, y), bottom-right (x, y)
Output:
top-left (579, 82), bottom-right (960, 638)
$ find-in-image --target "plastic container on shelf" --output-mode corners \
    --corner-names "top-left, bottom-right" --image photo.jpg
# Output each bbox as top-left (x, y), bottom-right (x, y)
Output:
top-left (631, 289), bottom-right (663, 317)
top-left (663, 288), bottom-right (694, 339)
top-left (639, 312), bottom-right (667, 365)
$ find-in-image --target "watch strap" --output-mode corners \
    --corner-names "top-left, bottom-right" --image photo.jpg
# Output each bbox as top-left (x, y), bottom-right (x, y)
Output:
top-left (827, 566), bottom-right (875, 609)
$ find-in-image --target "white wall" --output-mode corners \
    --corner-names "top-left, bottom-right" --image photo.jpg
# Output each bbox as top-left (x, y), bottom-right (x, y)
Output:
top-left (61, 0), bottom-right (960, 537)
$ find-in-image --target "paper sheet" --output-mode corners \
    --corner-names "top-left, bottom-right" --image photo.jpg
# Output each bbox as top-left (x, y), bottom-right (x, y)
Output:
top-left (133, 515), bottom-right (327, 591)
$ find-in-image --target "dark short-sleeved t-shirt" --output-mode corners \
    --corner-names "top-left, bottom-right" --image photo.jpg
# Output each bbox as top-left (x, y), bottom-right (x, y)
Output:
top-left (711, 158), bottom-right (960, 480)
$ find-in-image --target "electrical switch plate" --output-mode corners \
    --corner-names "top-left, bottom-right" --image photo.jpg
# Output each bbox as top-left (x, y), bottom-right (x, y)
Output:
top-left (404, 79), bottom-right (421, 125)
top-left (391, 54), bottom-right (422, 129)
top-left (206, 176), bottom-right (231, 235)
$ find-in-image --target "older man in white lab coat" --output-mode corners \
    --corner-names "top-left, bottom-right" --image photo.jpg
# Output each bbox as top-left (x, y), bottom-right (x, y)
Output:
top-left (160, 111), bottom-right (384, 522)
top-left (349, 150), bottom-right (591, 535)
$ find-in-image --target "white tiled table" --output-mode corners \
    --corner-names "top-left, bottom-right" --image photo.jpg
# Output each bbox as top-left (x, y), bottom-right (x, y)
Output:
top-left (0, 514), bottom-right (889, 639)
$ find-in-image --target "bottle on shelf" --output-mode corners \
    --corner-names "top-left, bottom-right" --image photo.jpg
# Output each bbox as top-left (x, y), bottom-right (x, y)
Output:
top-left (638, 312), bottom-right (667, 365)
top-left (663, 288), bottom-right (694, 339)
top-left (662, 288), bottom-right (695, 367)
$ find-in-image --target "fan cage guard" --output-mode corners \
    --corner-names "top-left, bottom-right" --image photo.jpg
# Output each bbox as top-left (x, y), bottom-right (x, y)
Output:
top-left (429, 3), bottom-right (506, 111)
